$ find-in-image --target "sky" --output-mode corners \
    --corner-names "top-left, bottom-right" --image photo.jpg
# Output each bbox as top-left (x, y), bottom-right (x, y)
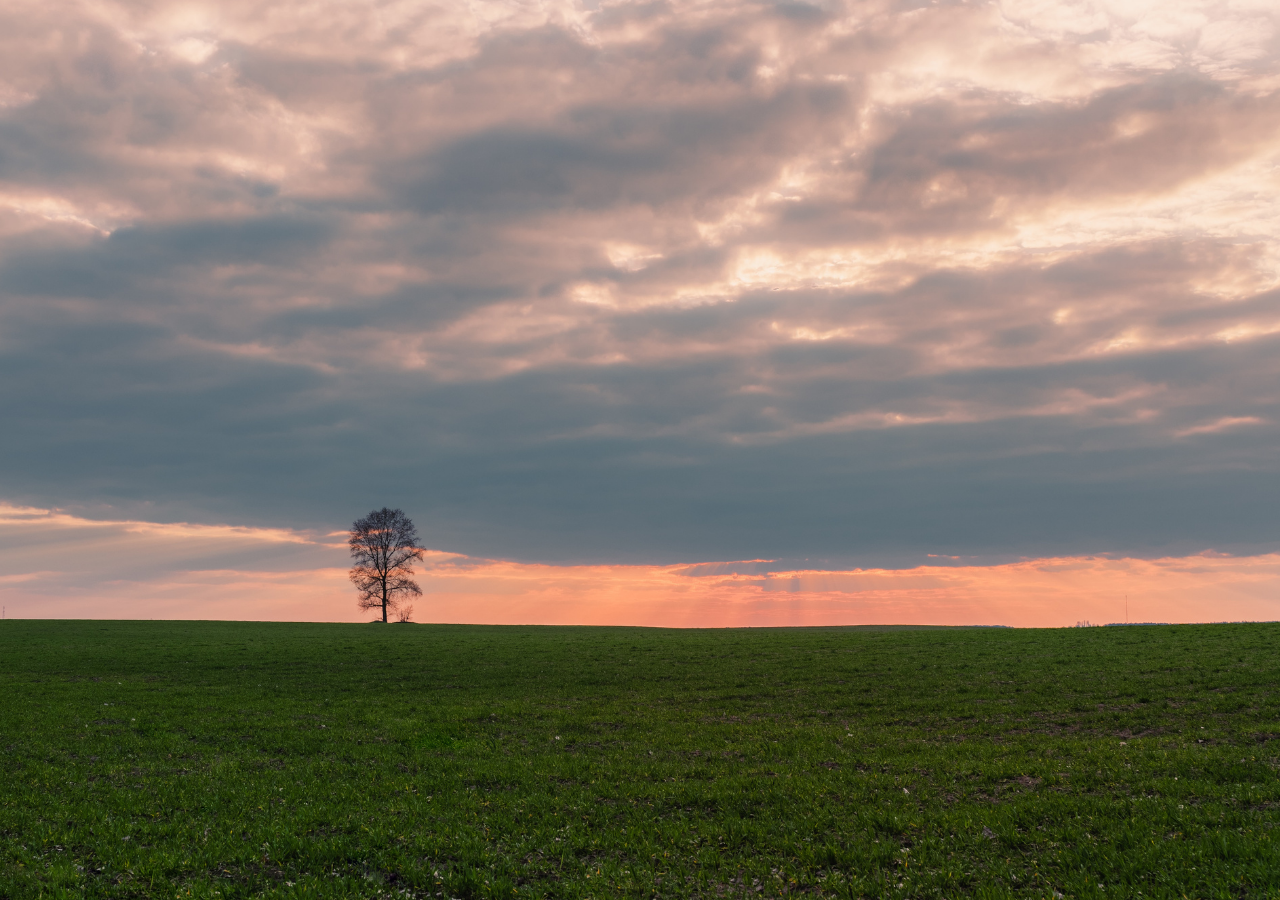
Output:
top-left (1, 0), bottom-right (1279, 626)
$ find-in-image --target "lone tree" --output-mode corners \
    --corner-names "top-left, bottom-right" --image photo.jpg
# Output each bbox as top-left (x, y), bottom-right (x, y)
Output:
top-left (348, 508), bottom-right (425, 623)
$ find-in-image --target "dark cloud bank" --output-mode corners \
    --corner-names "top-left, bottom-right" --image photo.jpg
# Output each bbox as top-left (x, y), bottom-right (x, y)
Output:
top-left (1, 0), bottom-right (1278, 567)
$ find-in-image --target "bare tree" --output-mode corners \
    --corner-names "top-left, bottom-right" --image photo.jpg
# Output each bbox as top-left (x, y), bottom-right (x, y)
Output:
top-left (348, 508), bottom-right (425, 623)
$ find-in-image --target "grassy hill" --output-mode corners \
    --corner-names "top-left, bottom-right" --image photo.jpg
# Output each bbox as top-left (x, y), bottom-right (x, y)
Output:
top-left (1, 620), bottom-right (1278, 898)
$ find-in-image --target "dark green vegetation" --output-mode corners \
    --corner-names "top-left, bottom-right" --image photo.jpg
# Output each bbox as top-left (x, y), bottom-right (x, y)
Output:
top-left (2, 621), bottom-right (1279, 899)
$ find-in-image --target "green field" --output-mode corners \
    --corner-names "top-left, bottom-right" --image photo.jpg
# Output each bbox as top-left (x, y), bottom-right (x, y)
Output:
top-left (1, 621), bottom-right (1278, 899)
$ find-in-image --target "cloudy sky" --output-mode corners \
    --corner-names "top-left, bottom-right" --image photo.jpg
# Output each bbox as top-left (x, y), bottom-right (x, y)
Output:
top-left (2, 0), bottom-right (1279, 625)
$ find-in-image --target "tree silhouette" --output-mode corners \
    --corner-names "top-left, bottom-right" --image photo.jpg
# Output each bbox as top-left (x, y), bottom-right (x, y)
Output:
top-left (348, 508), bottom-right (424, 623)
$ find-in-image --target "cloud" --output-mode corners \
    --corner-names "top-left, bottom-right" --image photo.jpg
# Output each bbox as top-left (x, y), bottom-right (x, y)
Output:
top-left (1174, 415), bottom-right (1267, 438)
top-left (0, 0), bottom-right (1278, 588)
top-left (0, 503), bottom-right (336, 582)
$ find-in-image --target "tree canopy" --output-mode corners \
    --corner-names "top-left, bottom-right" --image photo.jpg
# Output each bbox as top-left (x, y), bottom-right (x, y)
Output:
top-left (348, 508), bottom-right (424, 623)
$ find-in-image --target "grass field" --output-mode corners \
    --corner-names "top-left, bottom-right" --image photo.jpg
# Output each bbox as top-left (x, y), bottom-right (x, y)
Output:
top-left (1, 620), bottom-right (1278, 899)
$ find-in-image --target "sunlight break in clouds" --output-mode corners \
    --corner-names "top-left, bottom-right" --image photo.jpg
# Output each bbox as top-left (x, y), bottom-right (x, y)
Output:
top-left (2, 506), bottom-right (1277, 627)
top-left (1, 0), bottom-right (1279, 621)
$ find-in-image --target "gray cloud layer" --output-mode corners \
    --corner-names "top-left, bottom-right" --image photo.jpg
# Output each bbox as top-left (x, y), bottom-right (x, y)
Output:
top-left (1, 0), bottom-right (1278, 566)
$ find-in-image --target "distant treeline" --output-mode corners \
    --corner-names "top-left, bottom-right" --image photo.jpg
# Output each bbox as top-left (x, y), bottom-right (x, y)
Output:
top-left (1075, 620), bottom-right (1277, 627)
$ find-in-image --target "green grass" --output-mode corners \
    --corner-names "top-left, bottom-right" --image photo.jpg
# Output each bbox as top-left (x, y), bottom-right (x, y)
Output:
top-left (1, 621), bottom-right (1279, 899)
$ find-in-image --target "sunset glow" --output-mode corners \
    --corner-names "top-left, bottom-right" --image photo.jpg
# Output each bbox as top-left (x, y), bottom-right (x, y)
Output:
top-left (2, 505), bottom-right (1277, 627)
